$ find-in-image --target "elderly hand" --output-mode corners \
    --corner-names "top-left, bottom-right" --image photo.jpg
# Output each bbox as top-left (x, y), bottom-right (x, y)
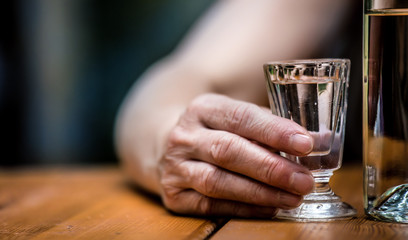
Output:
top-left (158, 93), bottom-right (314, 217)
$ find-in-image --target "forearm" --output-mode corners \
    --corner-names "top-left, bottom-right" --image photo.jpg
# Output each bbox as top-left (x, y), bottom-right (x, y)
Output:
top-left (115, 58), bottom-right (212, 194)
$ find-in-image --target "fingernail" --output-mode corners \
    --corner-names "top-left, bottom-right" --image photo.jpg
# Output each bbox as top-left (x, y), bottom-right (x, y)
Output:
top-left (290, 134), bottom-right (313, 154)
top-left (290, 172), bottom-right (314, 195)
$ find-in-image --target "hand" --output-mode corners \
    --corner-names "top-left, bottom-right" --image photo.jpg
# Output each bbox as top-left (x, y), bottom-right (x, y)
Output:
top-left (159, 93), bottom-right (314, 217)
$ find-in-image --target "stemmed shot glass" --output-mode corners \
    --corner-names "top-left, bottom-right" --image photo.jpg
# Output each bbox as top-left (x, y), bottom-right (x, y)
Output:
top-left (264, 59), bottom-right (356, 221)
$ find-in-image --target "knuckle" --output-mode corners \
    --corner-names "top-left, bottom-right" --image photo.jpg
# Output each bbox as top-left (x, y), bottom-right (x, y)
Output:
top-left (167, 126), bottom-right (191, 147)
top-left (200, 166), bottom-right (224, 197)
top-left (228, 104), bottom-right (254, 131)
top-left (161, 186), bottom-right (183, 211)
top-left (195, 195), bottom-right (215, 215)
top-left (158, 156), bottom-right (175, 182)
top-left (185, 101), bottom-right (200, 116)
top-left (251, 184), bottom-right (266, 203)
top-left (264, 118), bottom-right (285, 142)
top-left (160, 141), bottom-right (185, 175)
top-left (165, 126), bottom-right (197, 159)
top-left (257, 155), bottom-right (285, 183)
top-left (209, 134), bottom-right (239, 164)
top-left (158, 157), bottom-right (189, 196)
top-left (189, 94), bottom-right (217, 112)
top-left (280, 128), bottom-right (296, 146)
top-left (159, 159), bottom-right (179, 185)
top-left (191, 93), bottom-right (212, 104)
top-left (274, 189), bottom-right (282, 204)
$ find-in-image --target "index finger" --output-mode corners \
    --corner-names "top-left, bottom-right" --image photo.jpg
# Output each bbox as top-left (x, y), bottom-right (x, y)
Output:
top-left (191, 94), bottom-right (313, 156)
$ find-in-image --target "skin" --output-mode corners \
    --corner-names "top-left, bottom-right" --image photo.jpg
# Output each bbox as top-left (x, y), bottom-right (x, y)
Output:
top-left (115, 0), bottom-right (353, 217)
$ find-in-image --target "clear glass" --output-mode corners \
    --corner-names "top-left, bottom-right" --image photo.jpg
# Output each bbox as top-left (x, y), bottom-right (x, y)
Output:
top-left (264, 59), bottom-right (356, 221)
top-left (363, 0), bottom-right (408, 223)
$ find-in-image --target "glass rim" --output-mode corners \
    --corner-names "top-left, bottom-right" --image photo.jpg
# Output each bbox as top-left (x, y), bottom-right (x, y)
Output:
top-left (263, 58), bottom-right (350, 67)
top-left (263, 58), bottom-right (350, 83)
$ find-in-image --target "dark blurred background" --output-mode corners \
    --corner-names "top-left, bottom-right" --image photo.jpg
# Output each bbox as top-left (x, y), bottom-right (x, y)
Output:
top-left (0, 0), bottom-right (215, 166)
top-left (0, 0), bottom-right (362, 167)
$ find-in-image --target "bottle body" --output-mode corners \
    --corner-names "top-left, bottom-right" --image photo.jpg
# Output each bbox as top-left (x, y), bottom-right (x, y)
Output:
top-left (363, 1), bottom-right (408, 223)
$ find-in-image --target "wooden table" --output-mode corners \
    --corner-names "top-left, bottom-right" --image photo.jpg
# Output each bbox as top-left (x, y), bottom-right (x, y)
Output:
top-left (1, 164), bottom-right (408, 240)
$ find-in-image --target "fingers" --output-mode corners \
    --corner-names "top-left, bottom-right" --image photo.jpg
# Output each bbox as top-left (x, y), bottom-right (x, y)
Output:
top-left (161, 160), bottom-right (302, 217)
top-left (160, 93), bottom-right (316, 217)
top-left (179, 160), bottom-right (303, 208)
top-left (188, 94), bottom-right (313, 156)
top-left (192, 129), bottom-right (314, 195)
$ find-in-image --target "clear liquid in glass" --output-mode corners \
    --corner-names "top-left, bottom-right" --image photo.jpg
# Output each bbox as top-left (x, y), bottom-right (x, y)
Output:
top-left (269, 79), bottom-right (344, 172)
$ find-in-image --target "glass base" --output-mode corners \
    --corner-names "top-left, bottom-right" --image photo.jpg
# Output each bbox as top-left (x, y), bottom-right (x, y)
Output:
top-left (276, 171), bottom-right (357, 222)
top-left (276, 193), bottom-right (356, 222)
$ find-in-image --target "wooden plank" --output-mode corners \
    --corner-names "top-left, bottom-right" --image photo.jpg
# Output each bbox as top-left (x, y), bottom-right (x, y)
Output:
top-left (0, 166), bottom-right (223, 240)
top-left (31, 183), bottom-right (223, 240)
top-left (0, 167), bottom-right (121, 239)
top-left (211, 164), bottom-right (408, 240)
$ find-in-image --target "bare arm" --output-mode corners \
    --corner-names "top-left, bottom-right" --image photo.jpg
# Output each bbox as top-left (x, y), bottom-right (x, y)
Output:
top-left (115, 0), bottom-right (352, 216)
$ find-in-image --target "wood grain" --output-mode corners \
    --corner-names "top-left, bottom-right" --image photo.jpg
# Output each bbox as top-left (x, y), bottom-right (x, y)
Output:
top-left (0, 166), bottom-right (222, 240)
top-left (211, 164), bottom-right (408, 240)
top-left (2, 164), bottom-right (408, 240)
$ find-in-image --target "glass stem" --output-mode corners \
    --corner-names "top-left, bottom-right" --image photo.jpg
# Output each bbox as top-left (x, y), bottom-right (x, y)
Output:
top-left (306, 171), bottom-right (335, 199)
